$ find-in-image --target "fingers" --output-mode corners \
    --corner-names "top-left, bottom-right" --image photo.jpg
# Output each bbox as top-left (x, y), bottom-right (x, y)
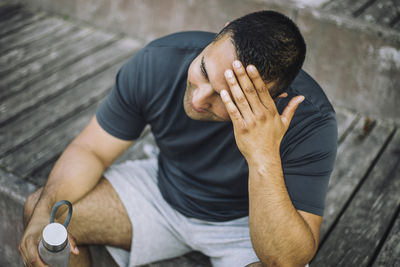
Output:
top-left (220, 90), bottom-right (246, 129)
top-left (281, 95), bottom-right (305, 128)
top-left (68, 233), bottom-right (80, 255)
top-left (231, 61), bottom-right (264, 114)
top-left (20, 238), bottom-right (47, 267)
top-left (224, 69), bottom-right (253, 120)
top-left (246, 65), bottom-right (276, 111)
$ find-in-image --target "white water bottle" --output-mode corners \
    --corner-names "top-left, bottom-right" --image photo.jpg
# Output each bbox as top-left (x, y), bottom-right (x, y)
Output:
top-left (38, 200), bottom-right (73, 267)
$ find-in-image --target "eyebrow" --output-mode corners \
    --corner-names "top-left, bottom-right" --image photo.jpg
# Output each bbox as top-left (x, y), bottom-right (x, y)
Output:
top-left (200, 55), bottom-right (209, 81)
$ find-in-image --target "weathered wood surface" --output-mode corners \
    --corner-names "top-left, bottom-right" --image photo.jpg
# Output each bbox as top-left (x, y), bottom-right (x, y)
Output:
top-left (0, 169), bottom-right (36, 267)
top-left (1, 2), bottom-right (399, 266)
top-left (322, 0), bottom-right (400, 29)
top-left (393, 19), bottom-right (400, 30)
top-left (0, 104), bottom-right (98, 179)
top-left (0, 63), bottom-right (121, 157)
top-left (319, 118), bottom-right (394, 240)
top-left (359, 0), bottom-right (400, 27)
top-left (0, 30), bottom-right (118, 90)
top-left (0, 17), bottom-right (65, 54)
top-left (0, 25), bottom-right (92, 81)
top-left (335, 108), bottom-right (358, 143)
top-left (322, 0), bottom-right (373, 16)
top-left (312, 129), bottom-right (399, 266)
top-left (0, 3), bottom-right (22, 22)
top-left (0, 10), bottom-right (46, 37)
top-left (373, 211), bottom-right (400, 267)
top-left (0, 38), bottom-right (140, 126)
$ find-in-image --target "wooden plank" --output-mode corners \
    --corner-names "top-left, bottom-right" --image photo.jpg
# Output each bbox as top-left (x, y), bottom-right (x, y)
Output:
top-left (0, 10), bottom-right (46, 37)
top-left (0, 38), bottom-right (141, 126)
top-left (312, 129), bottom-right (399, 266)
top-left (0, 104), bottom-right (98, 179)
top-left (0, 30), bottom-right (118, 90)
top-left (335, 108), bottom-right (359, 143)
top-left (0, 3), bottom-right (22, 22)
top-left (320, 118), bottom-right (394, 240)
top-left (0, 167), bottom-right (36, 206)
top-left (0, 25), bottom-right (92, 79)
top-left (373, 211), bottom-right (400, 267)
top-left (392, 16), bottom-right (400, 29)
top-left (0, 63), bottom-right (121, 157)
top-left (358, 0), bottom-right (399, 27)
top-left (322, 0), bottom-right (373, 16)
top-left (394, 22), bottom-right (400, 30)
top-left (0, 17), bottom-right (64, 54)
top-left (0, 168), bottom-right (37, 267)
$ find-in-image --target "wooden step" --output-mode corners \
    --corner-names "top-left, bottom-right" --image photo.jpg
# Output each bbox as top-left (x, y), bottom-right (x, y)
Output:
top-left (0, 23), bottom-right (89, 77)
top-left (0, 63), bottom-right (121, 157)
top-left (0, 30), bottom-right (118, 92)
top-left (0, 17), bottom-right (65, 54)
top-left (313, 129), bottom-right (399, 266)
top-left (0, 38), bottom-right (141, 126)
top-left (320, 118), bottom-right (394, 240)
top-left (372, 210), bottom-right (400, 267)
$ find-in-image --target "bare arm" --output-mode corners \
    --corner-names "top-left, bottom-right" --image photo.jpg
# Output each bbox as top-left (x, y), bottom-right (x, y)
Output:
top-left (248, 154), bottom-right (321, 266)
top-left (220, 61), bottom-right (321, 266)
top-left (20, 116), bottom-right (134, 266)
top-left (31, 116), bottom-right (133, 217)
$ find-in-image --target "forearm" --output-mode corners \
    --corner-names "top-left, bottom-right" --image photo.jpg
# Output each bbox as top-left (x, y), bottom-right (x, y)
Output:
top-left (30, 142), bottom-right (107, 220)
top-left (248, 153), bottom-right (317, 266)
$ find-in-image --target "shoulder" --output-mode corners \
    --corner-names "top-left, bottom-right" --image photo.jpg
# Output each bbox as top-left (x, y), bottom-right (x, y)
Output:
top-left (290, 70), bottom-right (335, 117)
top-left (281, 69), bottom-right (336, 125)
top-left (280, 70), bottom-right (338, 161)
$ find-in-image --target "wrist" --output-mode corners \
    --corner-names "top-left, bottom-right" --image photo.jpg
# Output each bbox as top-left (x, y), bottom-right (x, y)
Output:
top-left (246, 148), bottom-right (281, 169)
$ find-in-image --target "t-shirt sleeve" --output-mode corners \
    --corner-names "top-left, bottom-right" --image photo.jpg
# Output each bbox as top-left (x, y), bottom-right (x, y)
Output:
top-left (281, 116), bottom-right (338, 216)
top-left (96, 49), bottom-right (147, 140)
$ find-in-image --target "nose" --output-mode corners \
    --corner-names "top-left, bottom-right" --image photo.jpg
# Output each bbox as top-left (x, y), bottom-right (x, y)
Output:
top-left (192, 85), bottom-right (214, 109)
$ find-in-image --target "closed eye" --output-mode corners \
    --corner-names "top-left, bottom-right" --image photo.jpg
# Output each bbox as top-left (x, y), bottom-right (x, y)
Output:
top-left (200, 55), bottom-right (209, 81)
top-left (200, 55), bottom-right (220, 96)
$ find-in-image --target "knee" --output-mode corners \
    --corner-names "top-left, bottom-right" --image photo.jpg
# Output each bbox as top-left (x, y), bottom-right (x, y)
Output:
top-left (23, 187), bottom-right (43, 227)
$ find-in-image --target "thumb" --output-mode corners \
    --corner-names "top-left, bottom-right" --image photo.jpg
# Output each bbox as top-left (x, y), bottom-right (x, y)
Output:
top-left (68, 233), bottom-right (79, 255)
top-left (281, 95), bottom-right (305, 128)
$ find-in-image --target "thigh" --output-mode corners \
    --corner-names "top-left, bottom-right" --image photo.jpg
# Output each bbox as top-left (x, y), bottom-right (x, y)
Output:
top-left (103, 159), bottom-right (192, 266)
top-left (188, 216), bottom-right (259, 267)
top-left (56, 177), bottom-right (132, 250)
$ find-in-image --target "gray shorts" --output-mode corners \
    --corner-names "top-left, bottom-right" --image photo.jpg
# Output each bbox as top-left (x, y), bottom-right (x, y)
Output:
top-left (104, 158), bottom-right (259, 267)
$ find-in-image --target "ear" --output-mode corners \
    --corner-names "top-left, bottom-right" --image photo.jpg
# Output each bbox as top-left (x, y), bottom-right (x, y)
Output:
top-left (224, 21), bottom-right (230, 27)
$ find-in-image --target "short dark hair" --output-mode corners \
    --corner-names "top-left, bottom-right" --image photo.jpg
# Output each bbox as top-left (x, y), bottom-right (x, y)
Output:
top-left (216, 10), bottom-right (306, 97)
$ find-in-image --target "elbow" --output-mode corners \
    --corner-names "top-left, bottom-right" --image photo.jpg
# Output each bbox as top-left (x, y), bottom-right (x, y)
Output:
top-left (257, 246), bottom-right (316, 267)
top-left (259, 257), bottom-right (308, 267)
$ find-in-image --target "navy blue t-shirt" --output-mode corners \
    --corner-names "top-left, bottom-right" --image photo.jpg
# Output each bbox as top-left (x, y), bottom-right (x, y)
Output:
top-left (96, 31), bottom-right (337, 221)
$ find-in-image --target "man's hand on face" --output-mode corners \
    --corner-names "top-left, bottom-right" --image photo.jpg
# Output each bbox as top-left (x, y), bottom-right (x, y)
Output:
top-left (220, 60), bottom-right (304, 166)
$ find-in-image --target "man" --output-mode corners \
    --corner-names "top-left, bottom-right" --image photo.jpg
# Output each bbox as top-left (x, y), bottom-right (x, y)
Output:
top-left (20, 10), bottom-right (337, 267)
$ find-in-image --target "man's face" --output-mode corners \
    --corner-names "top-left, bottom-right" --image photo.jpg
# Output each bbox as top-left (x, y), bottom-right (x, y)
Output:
top-left (183, 35), bottom-right (237, 121)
